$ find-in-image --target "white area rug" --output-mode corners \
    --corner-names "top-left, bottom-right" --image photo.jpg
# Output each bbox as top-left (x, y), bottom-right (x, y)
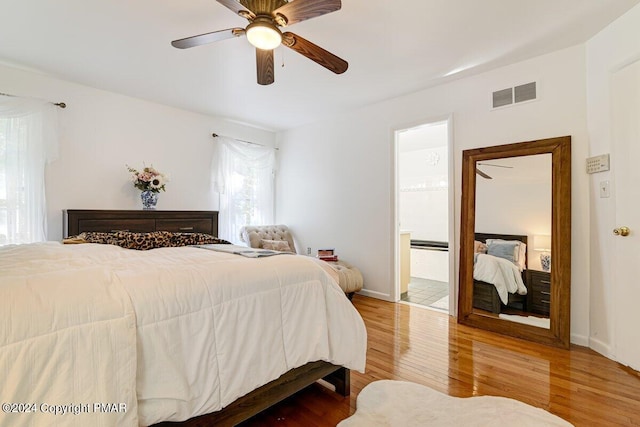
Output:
top-left (338, 380), bottom-right (573, 427)
top-left (499, 313), bottom-right (551, 329)
top-left (429, 295), bottom-right (449, 310)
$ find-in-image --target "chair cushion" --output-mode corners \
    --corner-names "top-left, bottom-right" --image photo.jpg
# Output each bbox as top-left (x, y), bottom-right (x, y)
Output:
top-left (325, 260), bottom-right (364, 294)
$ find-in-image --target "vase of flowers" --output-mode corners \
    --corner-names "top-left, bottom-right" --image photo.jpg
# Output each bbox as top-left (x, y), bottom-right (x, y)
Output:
top-left (127, 165), bottom-right (168, 210)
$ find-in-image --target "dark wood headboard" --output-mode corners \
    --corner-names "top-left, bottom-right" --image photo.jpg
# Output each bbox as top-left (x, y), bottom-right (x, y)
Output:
top-left (64, 210), bottom-right (219, 238)
top-left (475, 232), bottom-right (528, 270)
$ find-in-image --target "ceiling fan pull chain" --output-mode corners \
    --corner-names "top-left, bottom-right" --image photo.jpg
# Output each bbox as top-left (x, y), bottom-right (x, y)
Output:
top-left (281, 47), bottom-right (286, 68)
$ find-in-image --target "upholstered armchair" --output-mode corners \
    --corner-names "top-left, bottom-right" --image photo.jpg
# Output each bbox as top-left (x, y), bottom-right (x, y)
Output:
top-left (239, 225), bottom-right (297, 253)
top-left (239, 224), bottom-right (363, 299)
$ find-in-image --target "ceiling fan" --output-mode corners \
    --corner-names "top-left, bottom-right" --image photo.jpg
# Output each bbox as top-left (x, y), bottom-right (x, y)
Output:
top-left (476, 163), bottom-right (514, 180)
top-left (171, 0), bottom-right (348, 85)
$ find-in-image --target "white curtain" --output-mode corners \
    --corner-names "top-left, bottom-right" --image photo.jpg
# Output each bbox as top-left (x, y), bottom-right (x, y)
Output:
top-left (0, 95), bottom-right (59, 245)
top-left (213, 137), bottom-right (275, 244)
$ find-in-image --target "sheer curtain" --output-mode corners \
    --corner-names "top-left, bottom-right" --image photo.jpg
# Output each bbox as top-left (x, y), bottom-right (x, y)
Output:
top-left (214, 136), bottom-right (276, 244)
top-left (0, 95), bottom-right (59, 245)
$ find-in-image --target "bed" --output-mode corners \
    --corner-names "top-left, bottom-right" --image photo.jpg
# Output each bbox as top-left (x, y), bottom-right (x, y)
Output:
top-left (472, 233), bottom-right (528, 314)
top-left (0, 211), bottom-right (367, 427)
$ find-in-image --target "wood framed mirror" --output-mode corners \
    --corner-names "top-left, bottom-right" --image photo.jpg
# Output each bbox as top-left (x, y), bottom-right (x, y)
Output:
top-left (458, 136), bottom-right (571, 348)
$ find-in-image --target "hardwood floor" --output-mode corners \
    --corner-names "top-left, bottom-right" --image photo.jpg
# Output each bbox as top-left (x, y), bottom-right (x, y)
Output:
top-left (241, 295), bottom-right (640, 426)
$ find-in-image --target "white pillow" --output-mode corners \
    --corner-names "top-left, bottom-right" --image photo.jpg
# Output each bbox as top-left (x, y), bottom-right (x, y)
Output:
top-left (517, 242), bottom-right (527, 271)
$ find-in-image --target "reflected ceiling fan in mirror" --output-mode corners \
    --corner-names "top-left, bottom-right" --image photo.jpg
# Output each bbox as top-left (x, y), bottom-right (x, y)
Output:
top-left (171, 0), bottom-right (348, 85)
top-left (476, 162), bottom-right (514, 179)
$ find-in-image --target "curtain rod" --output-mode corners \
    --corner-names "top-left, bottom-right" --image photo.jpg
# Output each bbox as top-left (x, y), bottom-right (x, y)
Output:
top-left (0, 92), bottom-right (67, 109)
top-left (212, 133), bottom-right (278, 150)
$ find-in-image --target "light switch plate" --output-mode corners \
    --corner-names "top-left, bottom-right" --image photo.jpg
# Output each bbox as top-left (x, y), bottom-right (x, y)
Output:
top-left (600, 181), bottom-right (610, 198)
top-left (586, 154), bottom-right (610, 174)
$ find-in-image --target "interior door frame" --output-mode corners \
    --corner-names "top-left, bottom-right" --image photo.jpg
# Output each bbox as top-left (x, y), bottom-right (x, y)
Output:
top-left (392, 114), bottom-right (455, 313)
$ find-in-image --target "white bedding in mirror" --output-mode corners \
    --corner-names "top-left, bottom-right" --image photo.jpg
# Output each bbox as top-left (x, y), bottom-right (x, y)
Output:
top-left (473, 253), bottom-right (527, 304)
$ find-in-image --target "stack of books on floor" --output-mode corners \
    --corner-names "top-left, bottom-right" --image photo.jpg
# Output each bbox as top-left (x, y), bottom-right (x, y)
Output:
top-left (317, 248), bottom-right (338, 262)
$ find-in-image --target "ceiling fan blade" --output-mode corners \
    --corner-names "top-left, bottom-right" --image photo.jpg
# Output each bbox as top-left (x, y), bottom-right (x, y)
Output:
top-left (273, 0), bottom-right (341, 26)
top-left (476, 169), bottom-right (493, 179)
top-left (478, 163), bottom-right (514, 169)
top-left (282, 32), bottom-right (348, 74)
top-left (216, 0), bottom-right (255, 19)
top-left (171, 28), bottom-right (245, 49)
top-left (256, 48), bottom-right (275, 85)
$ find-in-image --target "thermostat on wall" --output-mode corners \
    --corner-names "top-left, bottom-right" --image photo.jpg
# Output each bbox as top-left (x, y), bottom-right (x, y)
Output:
top-left (586, 154), bottom-right (610, 174)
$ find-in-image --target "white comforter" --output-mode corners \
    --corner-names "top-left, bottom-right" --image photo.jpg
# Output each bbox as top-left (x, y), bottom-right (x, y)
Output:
top-left (473, 253), bottom-right (527, 305)
top-left (0, 242), bottom-right (367, 427)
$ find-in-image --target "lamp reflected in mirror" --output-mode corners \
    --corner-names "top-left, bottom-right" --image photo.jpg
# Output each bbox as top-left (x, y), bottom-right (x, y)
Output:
top-left (534, 234), bottom-right (552, 272)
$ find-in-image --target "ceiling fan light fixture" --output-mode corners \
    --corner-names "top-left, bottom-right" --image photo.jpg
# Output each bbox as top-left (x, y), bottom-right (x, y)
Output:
top-left (246, 22), bottom-right (282, 50)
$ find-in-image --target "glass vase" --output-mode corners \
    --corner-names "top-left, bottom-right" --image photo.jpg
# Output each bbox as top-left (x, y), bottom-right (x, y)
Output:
top-left (141, 190), bottom-right (158, 210)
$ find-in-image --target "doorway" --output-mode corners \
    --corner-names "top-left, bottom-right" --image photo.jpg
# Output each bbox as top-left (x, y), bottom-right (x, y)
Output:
top-left (395, 118), bottom-right (454, 313)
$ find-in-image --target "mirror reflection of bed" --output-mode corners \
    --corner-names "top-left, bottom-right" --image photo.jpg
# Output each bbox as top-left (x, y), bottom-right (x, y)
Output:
top-left (473, 154), bottom-right (552, 329)
top-left (472, 233), bottom-right (550, 329)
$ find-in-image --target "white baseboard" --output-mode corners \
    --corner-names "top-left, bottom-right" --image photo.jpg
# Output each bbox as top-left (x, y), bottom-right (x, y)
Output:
top-left (588, 337), bottom-right (613, 359)
top-left (357, 288), bottom-right (394, 302)
top-left (570, 333), bottom-right (590, 347)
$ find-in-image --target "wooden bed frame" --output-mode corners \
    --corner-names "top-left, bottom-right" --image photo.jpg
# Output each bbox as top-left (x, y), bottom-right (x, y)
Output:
top-left (151, 362), bottom-right (349, 427)
top-left (473, 233), bottom-right (528, 314)
top-left (63, 209), bottom-right (352, 426)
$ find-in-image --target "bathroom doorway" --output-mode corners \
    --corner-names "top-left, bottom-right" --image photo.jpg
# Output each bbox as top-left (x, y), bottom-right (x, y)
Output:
top-left (395, 119), bottom-right (453, 313)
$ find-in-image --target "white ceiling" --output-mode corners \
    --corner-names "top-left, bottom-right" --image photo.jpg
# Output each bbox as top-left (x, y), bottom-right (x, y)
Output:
top-left (1, 0), bottom-right (637, 131)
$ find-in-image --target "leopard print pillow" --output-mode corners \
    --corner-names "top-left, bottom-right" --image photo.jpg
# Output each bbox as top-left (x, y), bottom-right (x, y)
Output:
top-left (64, 231), bottom-right (230, 251)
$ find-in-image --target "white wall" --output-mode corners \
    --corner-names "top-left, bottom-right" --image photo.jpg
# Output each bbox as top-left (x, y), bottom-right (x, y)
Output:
top-left (276, 45), bottom-right (590, 343)
top-left (399, 145), bottom-right (449, 242)
top-left (0, 63), bottom-right (275, 241)
top-left (585, 3), bottom-right (640, 358)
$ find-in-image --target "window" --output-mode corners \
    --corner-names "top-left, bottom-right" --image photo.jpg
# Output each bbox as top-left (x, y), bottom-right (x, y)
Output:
top-left (0, 96), bottom-right (58, 245)
top-left (214, 137), bottom-right (275, 244)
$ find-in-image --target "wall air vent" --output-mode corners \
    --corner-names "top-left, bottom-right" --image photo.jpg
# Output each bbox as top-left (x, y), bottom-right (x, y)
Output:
top-left (492, 88), bottom-right (513, 108)
top-left (514, 82), bottom-right (536, 103)
top-left (492, 81), bottom-right (537, 109)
